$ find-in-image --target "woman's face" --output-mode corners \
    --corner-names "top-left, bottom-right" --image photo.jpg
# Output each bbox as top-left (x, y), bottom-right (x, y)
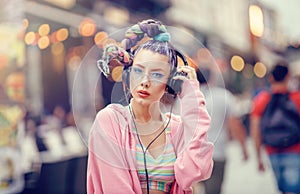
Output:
top-left (130, 49), bottom-right (171, 106)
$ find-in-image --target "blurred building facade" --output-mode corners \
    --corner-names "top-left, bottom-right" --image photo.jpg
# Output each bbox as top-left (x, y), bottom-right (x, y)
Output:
top-left (0, 0), bottom-right (26, 193)
top-left (17, 0), bottom-right (300, 115)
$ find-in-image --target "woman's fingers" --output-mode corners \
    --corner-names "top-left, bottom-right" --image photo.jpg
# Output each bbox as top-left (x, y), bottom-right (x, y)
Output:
top-left (174, 66), bottom-right (197, 80)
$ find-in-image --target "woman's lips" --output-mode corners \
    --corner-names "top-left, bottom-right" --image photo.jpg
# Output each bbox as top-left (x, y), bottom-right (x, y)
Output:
top-left (137, 90), bottom-right (150, 98)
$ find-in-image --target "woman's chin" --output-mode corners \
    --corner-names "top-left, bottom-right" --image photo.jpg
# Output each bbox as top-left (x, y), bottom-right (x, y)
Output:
top-left (132, 97), bottom-right (161, 107)
top-left (132, 97), bottom-right (150, 106)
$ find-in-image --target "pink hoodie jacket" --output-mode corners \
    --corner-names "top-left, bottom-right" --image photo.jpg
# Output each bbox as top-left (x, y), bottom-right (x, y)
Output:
top-left (87, 80), bottom-right (214, 194)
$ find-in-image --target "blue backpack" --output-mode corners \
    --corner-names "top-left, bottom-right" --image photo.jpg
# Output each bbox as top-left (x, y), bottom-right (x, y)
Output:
top-left (260, 93), bottom-right (300, 148)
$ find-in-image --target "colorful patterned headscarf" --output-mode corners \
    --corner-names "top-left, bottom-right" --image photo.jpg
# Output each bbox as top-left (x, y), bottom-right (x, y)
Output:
top-left (97, 19), bottom-right (175, 82)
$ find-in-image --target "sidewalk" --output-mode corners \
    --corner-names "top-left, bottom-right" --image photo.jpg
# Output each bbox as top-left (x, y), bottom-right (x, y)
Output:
top-left (221, 139), bottom-right (281, 194)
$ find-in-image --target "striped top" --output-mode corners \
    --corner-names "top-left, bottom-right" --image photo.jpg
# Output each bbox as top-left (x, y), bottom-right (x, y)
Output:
top-left (135, 127), bottom-right (176, 193)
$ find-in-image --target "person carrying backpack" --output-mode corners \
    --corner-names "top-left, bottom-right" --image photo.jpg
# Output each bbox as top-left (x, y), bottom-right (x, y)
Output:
top-left (250, 62), bottom-right (300, 194)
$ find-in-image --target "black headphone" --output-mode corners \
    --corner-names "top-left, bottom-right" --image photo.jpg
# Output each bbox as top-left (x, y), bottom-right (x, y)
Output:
top-left (122, 49), bottom-right (188, 98)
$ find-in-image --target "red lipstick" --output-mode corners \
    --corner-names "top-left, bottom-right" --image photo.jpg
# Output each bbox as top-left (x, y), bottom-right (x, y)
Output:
top-left (137, 90), bottom-right (150, 98)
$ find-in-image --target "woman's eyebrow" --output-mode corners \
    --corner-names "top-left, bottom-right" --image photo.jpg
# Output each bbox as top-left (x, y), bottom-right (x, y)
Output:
top-left (134, 63), bottom-right (167, 72)
top-left (150, 68), bottom-right (166, 72)
top-left (134, 64), bottom-right (145, 69)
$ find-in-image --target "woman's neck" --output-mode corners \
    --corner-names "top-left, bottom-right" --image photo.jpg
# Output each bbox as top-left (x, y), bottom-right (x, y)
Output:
top-left (130, 100), bottom-right (162, 123)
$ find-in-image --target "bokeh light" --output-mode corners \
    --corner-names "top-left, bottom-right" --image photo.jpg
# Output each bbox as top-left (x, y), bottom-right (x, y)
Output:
top-left (38, 35), bottom-right (50, 49)
top-left (94, 31), bottom-right (109, 48)
top-left (111, 66), bottom-right (123, 82)
top-left (230, 55), bottom-right (245, 72)
top-left (51, 31), bottom-right (59, 43)
top-left (56, 28), bottom-right (69, 42)
top-left (24, 31), bottom-right (37, 45)
top-left (249, 5), bottom-right (264, 37)
top-left (51, 42), bottom-right (65, 55)
top-left (79, 18), bottom-right (96, 37)
top-left (22, 18), bottom-right (29, 30)
top-left (253, 62), bottom-right (267, 78)
top-left (68, 55), bottom-right (81, 70)
top-left (38, 24), bottom-right (50, 36)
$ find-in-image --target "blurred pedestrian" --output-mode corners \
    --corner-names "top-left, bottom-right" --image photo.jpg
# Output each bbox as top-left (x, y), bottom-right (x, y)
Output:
top-left (195, 68), bottom-right (248, 194)
top-left (250, 61), bottom-right (300, 194)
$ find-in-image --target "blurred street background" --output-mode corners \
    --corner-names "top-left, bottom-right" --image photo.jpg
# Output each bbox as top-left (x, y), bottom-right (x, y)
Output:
top-left (1, 0), bottom-right (300, 193)
top-left (222, 140), bottom-right (281, 194)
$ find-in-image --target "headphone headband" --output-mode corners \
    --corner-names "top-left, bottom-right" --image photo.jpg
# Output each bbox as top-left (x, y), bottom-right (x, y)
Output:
top-left (175, 49), bottom-right (188, 67)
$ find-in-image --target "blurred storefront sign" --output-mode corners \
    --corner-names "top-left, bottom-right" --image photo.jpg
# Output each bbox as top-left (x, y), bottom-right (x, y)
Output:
top-left (165, 0), bottom-right (255, 92)
top-left (44, 0), bottom-right (76, 9)
top-left (166, 0), bottom-right (251, 53)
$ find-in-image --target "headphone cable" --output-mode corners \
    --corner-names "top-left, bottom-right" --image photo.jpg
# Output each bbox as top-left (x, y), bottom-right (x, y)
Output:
top-left (128, 103), bottom-right (173, 194)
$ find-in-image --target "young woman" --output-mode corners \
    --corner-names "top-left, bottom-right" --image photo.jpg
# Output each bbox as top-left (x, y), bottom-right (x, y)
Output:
top-left (87, 19), bottom-right (214, 194)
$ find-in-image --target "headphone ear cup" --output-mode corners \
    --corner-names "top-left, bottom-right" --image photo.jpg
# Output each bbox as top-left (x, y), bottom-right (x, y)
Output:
top-left (167, 72), bottom-right (184, 95)
top-left (166, 80), bottom-right (175, 96)
top-left (166, 49), bottom-right (189, 96)
top-left (166, 69), bottom-right (177, 95)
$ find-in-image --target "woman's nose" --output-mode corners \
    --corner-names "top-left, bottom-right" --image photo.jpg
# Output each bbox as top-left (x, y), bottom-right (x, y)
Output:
top-left (140, 75), bottom-right (151, 88)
